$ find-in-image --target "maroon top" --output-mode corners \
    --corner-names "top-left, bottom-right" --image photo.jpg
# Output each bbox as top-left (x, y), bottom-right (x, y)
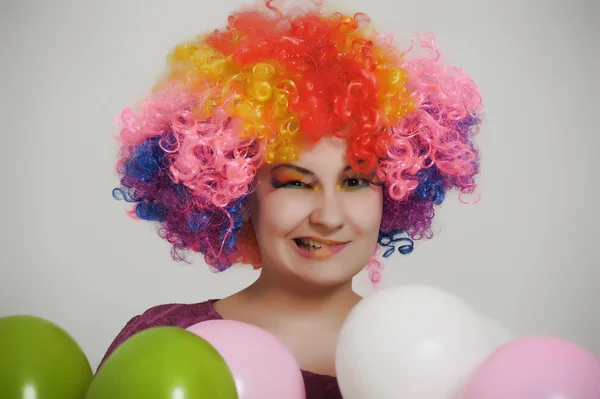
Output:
top-left (99, 300), bottom-right (343, 399)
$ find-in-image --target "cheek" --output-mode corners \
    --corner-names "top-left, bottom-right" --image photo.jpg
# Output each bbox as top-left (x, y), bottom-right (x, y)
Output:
top-left (342, 189), bottom-right (383, 235)
top-left (252, 190), bottom-right (315, 236)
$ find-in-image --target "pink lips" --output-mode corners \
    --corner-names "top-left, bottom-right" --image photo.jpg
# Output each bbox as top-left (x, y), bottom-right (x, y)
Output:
top-left (292, 239), bottom-right (348, 260)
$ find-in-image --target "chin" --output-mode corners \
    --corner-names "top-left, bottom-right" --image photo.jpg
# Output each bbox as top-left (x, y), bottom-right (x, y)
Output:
top-left (293, 261), bottom-right (359, 288)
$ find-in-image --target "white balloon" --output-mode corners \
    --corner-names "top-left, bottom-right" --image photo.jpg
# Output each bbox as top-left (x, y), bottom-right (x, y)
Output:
top-left (336, 285), bottom-right (494, 399)
top-left (479, 314), bottom-right (515, 349)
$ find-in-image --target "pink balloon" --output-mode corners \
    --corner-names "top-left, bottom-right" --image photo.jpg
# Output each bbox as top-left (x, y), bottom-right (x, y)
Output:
top-left (462, 336), bottom-right (600, 399)
top-left (186, 320), bottom-right (305, 399)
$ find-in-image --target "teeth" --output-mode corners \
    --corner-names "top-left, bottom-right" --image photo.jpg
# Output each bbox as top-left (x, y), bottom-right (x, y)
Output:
top-left (299, 238), bottom-right (325, 249)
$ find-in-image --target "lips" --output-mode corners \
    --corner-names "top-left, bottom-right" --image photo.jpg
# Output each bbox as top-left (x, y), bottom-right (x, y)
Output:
top-left (294, 237), bottom-right (343, 249)
top-left (292, 236), bottom-right (348, 260)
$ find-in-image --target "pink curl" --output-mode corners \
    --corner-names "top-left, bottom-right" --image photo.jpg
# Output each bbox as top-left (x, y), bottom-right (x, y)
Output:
top-left (376, 32), bottom-right (482, 199)
top-left (116, 84), bottom-right (198, 148)
top-left (168, 107), bottom-right (264, 208)
top-left (402, 32), bottom-right (483, 119)
top-left (365, 246), bottom-right (383, 285)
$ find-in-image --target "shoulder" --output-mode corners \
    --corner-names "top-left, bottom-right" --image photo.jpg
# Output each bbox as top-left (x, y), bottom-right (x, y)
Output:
top-left (124, 299), bottom-right (221, 332)
top-left (135, 302), bottom-right (209, 326)
top-left (98, 299), bottom-right (220, 370)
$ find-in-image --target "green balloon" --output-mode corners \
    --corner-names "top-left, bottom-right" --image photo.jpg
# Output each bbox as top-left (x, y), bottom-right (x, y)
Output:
top-left (86, 327), bottom-right (238, 399)
top-left (0, 315), bottom-right (93, 399)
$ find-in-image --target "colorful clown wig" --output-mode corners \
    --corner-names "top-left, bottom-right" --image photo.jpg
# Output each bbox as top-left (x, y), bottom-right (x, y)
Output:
top-left (112, 0), bottom-right (483, 281)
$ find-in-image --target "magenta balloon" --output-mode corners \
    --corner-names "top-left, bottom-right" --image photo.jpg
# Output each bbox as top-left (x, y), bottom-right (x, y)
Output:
top-left (187, 320), bottom-right (305, 399)
top-left (462, 336), bottom-right (600, 399)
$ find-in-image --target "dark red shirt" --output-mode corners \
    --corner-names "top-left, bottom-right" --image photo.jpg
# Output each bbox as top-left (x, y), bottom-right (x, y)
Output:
top-left (99, 300), bottom-right (343, 399)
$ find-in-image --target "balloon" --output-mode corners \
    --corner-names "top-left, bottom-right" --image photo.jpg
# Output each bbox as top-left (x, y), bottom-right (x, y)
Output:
top-left (187, 320), bottom-right (305, 399)
top-left (0, 315), bottom-right (93, 399)
top-left (86, 327), bottom-right (238, 399)
top-left (461, 336), bottom-right (600, 399)
top-left (336, 285), bottom-right (494, 399)
top-left (479, 314), bottom-right (515, 349)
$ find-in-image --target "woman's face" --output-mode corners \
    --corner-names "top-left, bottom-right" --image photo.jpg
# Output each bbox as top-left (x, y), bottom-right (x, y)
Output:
top-left (249, 136), bottom-right (383, 287)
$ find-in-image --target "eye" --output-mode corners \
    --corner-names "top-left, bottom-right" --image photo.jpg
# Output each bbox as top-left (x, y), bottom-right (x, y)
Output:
top-left (341, 177), bottom-right (370, 189)
top-left (271, 179), bottom-right (315, 189)
top-left (285, 180), bottom-right (307, 188)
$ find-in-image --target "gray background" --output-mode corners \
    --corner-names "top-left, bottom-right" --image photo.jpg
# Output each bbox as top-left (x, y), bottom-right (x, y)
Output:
top-left (1, 0), bottom-right (598, 370)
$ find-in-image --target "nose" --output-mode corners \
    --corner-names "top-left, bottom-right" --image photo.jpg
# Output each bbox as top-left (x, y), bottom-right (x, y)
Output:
top-left (309, 190), bottom-right (344, 231)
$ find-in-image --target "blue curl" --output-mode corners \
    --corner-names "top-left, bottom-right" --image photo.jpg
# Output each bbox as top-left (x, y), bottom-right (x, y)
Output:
top-left (113, 133), bottom-right (176, 207)
top-left (378, 229), bottom-right (414, 257)
top-left (219, 196), bottom-right (248, 248)
top-left (136, 201), bottom-right (167, 222)
top-left (112, 188), bottom-right (140, 202)
top-left (175, 181), bottom-right (190, 205)
top-left (188, 212), bottom-right (211, 232)
top-left (457, 115), bottom-right (481, 133)
top-left (413, 165), bottom-right (445, 205)
top-left (123, 136), bottom-right (165, 182)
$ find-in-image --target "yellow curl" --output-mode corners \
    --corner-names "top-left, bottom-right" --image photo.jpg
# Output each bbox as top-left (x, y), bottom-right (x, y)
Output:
top-left (158, 13), bottom-right (415, 165)
top-left (162, 41), bottom-right (302, 164)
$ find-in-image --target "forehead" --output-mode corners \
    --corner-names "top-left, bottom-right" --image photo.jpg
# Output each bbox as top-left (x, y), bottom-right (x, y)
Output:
top-left (280, 136), bottom-right (349, 172)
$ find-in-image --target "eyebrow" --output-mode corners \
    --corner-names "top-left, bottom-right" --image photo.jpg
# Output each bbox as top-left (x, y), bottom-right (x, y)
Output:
top-left (270, 164), bottom-right (316, 176)
top-left (269, 163), bottom-right (382, 189)
top-left (270, 164), bottom-right (362, 176)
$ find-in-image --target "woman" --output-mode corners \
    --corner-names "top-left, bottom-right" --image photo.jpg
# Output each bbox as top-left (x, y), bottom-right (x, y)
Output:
top-left (104, 1), bottom-right (483, 397)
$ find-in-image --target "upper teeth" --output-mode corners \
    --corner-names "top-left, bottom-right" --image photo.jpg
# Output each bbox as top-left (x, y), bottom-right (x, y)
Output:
top-left (299, 238), bottom-right (325, 249)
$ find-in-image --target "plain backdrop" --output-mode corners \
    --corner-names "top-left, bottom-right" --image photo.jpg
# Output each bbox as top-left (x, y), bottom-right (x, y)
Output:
top-left (1, 0), bottom-right (598, 371)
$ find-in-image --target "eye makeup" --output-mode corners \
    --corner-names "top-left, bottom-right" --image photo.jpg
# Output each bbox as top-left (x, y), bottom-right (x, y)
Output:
top-left (270, 165), bottom-right (318, 190)
top-left (268, 164), bottom-right (382, 190)
top-left (339, 167), bottom-right (382, 190)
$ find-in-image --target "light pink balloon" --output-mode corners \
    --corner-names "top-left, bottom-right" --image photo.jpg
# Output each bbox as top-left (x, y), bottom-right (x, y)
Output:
top-left (462, 336), bottom-right (600, 399)
top-left (186, 320), bottom-right (305, 399)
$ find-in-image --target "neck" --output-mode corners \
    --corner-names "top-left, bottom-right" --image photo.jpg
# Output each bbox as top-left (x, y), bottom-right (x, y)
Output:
top-left (243, 268), bottom-right (361, 318)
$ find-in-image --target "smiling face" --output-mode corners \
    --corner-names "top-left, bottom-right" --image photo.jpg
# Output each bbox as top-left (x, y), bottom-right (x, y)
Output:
top-left (249, 136), bottom-right (384, 287)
